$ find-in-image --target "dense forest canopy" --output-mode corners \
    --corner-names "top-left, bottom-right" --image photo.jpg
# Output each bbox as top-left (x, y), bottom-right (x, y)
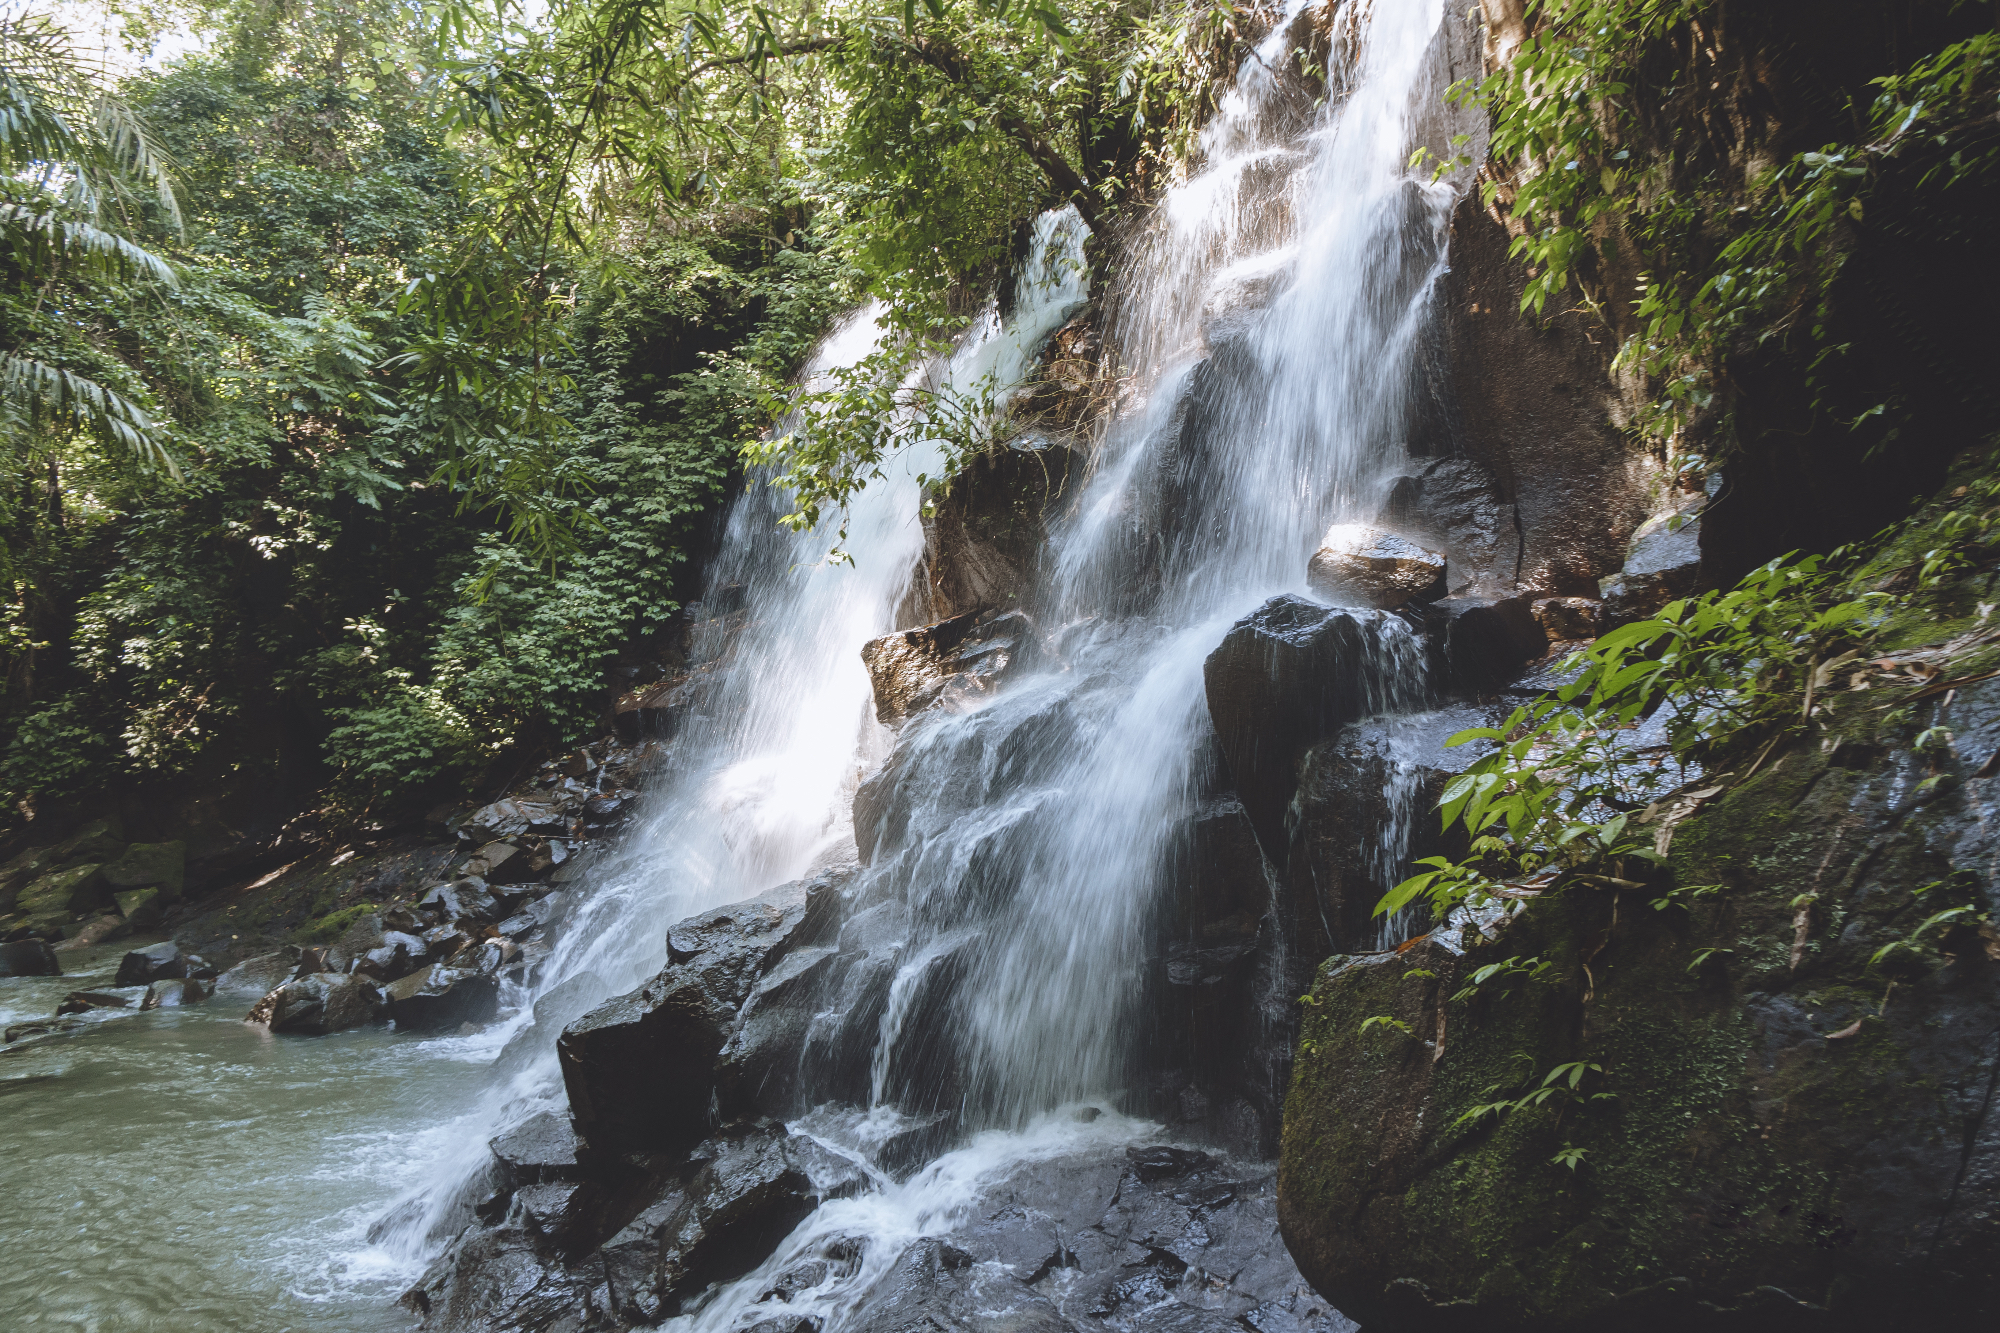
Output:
top-left (1, 0), bottom-right (1994, 855)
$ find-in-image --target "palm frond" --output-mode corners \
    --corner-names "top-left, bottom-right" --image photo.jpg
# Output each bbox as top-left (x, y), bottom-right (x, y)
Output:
top-left (0, 204), bottom-right (177, 285)
top-left (0, 353), bottom-right (179, 476)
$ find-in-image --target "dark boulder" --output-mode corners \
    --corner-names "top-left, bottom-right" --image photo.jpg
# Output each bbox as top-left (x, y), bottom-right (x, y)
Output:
top-left (599, 1128), bottom-right (821, 1324)
top-left (844, 1237), bottom-right (1067, 1333)
top-left (613, 673), bottom-right (695, 740)
top-left (248, 972), bottom-right (386, 1035)
top-left (388, 965), bottom-right (500, 1033)
top-left (1530, 595), bottom-right (1599, 641)
top-left (110, 888), bottom-right (162, 931)
top-left (907, 441), bottom-right (1078, 623)
top-left (861, 610), bottom-right (984, 724)
top-left (215, 949), bottom-right (297, 994)
top-left (0, 937), bottom-right (60, 977)
top-left (561, 885), bottom-right (818, 1157)
top-left (1600, 493), bottom-right (1706, 626)
top-left (1419, 594), bottom-right (1547, 691)
top-left (1202, 596), bottom-right (1417, 861)
top-left (114, 941), bottom-right (187, 987)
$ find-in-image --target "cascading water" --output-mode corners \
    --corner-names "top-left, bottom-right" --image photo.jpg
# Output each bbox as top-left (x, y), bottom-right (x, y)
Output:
top-left (376, 0), bottom-right (1463, 1327)
top-left (0, 4), bottom-right (1471, 1330)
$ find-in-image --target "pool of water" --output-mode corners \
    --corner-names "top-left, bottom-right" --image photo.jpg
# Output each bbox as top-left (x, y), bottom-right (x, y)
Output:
top-left (0, 942), bottom-right (500, 1333)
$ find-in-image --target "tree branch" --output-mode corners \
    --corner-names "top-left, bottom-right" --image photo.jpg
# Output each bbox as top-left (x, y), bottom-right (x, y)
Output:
top-left (904, 38), bottom-right (1105, 237)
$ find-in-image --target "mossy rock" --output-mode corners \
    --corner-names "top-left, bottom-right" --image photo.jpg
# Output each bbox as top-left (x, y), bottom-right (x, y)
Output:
top-left (1278, 695), bottom-right (2000, 1330)
top-left (15, 863), bottom-right (106, 933)
top-left (54, 816), bottom-right (125, 864)
top-left (100, 841), bottom-right (186, 901)
top-left (113, 888), bottom-right (163, 932)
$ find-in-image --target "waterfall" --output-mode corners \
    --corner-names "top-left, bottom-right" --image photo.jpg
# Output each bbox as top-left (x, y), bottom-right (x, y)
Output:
top-left (374, 0), bottom-right (1460, 1320)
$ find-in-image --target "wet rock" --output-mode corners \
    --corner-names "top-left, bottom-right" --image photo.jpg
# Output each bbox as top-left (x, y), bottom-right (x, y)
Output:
top-left (1202, 595), bottom-right (1410, 862)
top-left (614, 673), bottom-right (695, 740)
top-left (457, 798), bottom-right (567, 846)
top-left (215, 949), bottom-right (298, 994)
top-left (861, 610), bottom-right (985, 724)
top-left (402, 1223), bottom-right (587, 1333)
top-left (1529, 595), bottom-right (1599, 641)
top-left (55, 989), bottom-right (132, 1015)
top-left (388, 964), bottom-right (500, 1033)
top-left (1305, 526), bottom-right (1447, 610)
top-left (597, 1128), bottom-right (823, 1324)
top-left (99, 840), bottom-right (186, 901)
top-left (357, 930), bottom-right (428, 982)
top-left (114, 940), bottom-right (188, 987)
top-left (1419, 594), bottom-right (1547, 691)
top-left (5, 1017), bottom-right (87, 1043)
top-left (112, 887), bottom-right (162, 931)
top-left (562, 886), bottom-right (817, 1157)
top-left (248, 972), bottom-right (386, 1034)
top-left (848, 1236), bottom-right (1066, 1333)
top-left (0, 937), bottom-right (60, 977)
top-left (490, 1109), bottom-right (584, 1189)
top-left (1378, 459), bottom-right (1519, 597)
top-left (1599, 493), bottom-right (1705, 625)
top-left (908, 442), bottom-right (1079, 623)
top-left (1436, 198), bottom-right (1658, 595)
top-left (466, 842), bottom-right (540, 886)
top-left (142, 977), bottom-right (210, 1008)
top-left (715, 944), bottom-right (841, 1118)
top-left (16, 863), bottom-right (106, 932)
top-left (421, 880), bottom-right (502, 923)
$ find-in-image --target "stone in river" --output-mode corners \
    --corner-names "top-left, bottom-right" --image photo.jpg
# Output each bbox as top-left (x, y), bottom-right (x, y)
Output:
top-left (142, 978), bottom-right (210, 1009)
top-left (248, 972), bottom-right (386, 1034)
top-left (0, 937), bottom-right (60, 977)
top-left (387, 964), bottom-right (499, 1033)
top-left (114, 940), bottom-right (187, 987)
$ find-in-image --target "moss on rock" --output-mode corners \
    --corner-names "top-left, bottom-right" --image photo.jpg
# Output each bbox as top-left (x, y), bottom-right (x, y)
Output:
top-left (1278, 702), bottom-right (2000, 1329)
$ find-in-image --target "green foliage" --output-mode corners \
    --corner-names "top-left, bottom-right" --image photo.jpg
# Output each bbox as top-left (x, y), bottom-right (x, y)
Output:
top-left (1464, 0), bottom-right (2000, 463)
top-left (1, 3), bottom-right (854, 831)
top-left (1454, 1058), bottom-right (1613, 1131)
top-left (1379, 553), bottom-right (1886, 925)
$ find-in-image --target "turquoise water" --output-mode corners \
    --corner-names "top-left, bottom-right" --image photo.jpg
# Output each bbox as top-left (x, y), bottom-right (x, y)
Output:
top-left (0, 941), bottom-right (500, 1333)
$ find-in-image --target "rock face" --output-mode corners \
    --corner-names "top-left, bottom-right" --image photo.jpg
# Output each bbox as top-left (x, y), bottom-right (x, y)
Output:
top-left (1433, 198), bottom-right (1659, 596)
top-left (1306, 526), bottom-right (1447, 610)
top-left (1278, 682), bottom-right (2000, 1330)
top-left (1202, 596), bottom-right (1417, 862)
top-left (388, 965), bottom-right (500, 1033)
top-left (558, 881), bottom-right (828, 1158)
top-left (1418, 595), bottom-right (1548, 691)
top-left (905, 442), bottom-right (1079, 624)
top-left (99, 840), bottom-right (186, 900)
